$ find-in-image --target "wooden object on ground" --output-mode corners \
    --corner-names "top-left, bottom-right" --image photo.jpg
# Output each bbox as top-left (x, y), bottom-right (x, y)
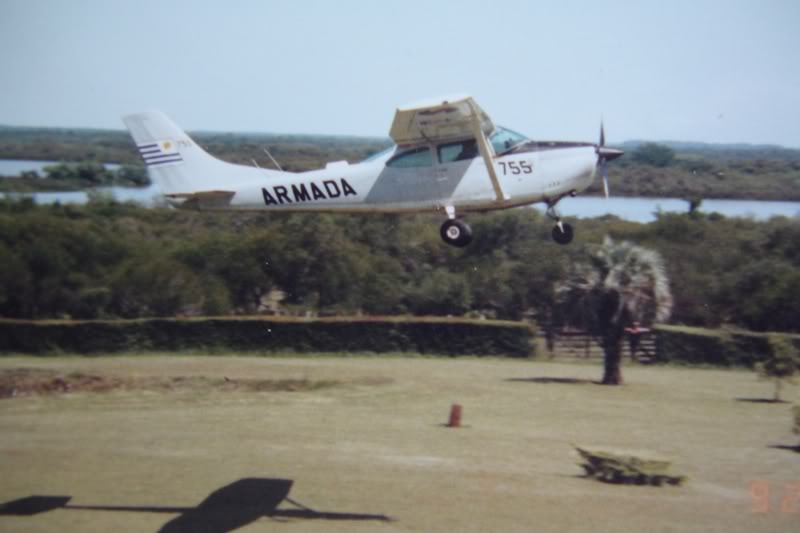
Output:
top-left (575, 447), bottom-right (686, 486)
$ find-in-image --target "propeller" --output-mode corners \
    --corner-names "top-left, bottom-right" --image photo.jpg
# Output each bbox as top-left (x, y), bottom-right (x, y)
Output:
top-left (595, 121), bottom-right (624, 199)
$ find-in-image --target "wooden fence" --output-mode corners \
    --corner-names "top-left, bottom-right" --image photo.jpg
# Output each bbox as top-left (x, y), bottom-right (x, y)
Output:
top-left (543, 329), bottom-right (657, 362)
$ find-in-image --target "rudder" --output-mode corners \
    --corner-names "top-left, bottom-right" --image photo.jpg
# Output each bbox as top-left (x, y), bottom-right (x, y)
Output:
top-left (122, 111), bottom-right (227, 195)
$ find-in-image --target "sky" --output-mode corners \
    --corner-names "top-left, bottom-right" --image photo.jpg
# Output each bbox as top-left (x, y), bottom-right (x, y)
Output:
top-left (1, 0), bottom-right (799, 147)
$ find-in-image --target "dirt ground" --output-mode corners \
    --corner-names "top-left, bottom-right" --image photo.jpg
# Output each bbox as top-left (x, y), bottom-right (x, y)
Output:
top-left (0, 355), bottom-right (798, 532)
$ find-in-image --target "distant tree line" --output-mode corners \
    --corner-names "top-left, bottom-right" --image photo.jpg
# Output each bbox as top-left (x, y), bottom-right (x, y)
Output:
top-left (0, 199), bottom-right (797, 334)
top-left (37, 162), bottom-right (145, 185)
top-left (0, 163), bottom-right (149, 193)
top-left (1, 126), bottom-right (799, 200)
top-left (589, 142), bottom-right (800, 200)
top-left (0, 126), bottom-right (390, 172)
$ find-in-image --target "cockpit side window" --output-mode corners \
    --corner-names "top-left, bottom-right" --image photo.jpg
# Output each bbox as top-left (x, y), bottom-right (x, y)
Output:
top-left (386, 146), bottom-right (433, 168)
top-left (438, 139), bottom-right (478, 164)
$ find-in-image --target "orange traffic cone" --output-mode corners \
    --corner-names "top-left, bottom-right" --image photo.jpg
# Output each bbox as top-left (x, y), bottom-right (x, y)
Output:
top-left (447, 404), bottom-right (462, 428)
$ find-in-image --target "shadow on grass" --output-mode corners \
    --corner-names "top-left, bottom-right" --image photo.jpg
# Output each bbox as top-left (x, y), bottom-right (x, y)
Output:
top-left (0, 478), bottom-right (392, 531)
top-left (768, 444), bottom-right (800, 454)
top-left (507, 377), bottom-right (601, 385)
top-left (735, 397), bottom-right (790, 404)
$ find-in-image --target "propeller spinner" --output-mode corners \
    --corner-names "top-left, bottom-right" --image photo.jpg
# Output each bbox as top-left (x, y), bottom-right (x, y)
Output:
top-left (596, 122), bottom-right (624, 198)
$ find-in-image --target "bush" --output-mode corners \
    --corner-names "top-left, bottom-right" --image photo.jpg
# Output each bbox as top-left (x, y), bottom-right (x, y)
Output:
top-left (653, 325), bottom-right (800, 367)
top-left (0, 316), bottom-right (536, 358)
top-left (757, 335), bottom-right (800, 401)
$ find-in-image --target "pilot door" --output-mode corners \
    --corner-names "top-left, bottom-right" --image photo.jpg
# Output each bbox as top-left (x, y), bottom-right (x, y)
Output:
top-left (433, 139), bottom-right (480, 202)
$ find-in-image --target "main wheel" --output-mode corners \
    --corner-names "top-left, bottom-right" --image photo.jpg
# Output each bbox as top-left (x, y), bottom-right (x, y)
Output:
top-left (440, 219), bottom-right (473, 247)
top-left (551, 222), bottom-right (574, 245)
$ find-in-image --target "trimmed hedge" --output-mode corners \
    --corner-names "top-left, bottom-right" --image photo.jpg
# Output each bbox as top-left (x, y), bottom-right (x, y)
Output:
top-left (0, 316), bottom-right (535, 358)
top-left (653, 325), bottom-right (800, 367)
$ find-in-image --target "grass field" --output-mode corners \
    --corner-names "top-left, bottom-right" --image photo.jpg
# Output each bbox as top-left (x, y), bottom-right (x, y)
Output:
top-left (1, 355), bottom-right (798, 532)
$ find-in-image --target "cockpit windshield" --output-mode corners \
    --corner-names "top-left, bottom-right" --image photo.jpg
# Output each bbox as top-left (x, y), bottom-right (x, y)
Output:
top-left (362, 145), bottom-right (396, 162)
top-left (490, 126), bottom-right (529, 155)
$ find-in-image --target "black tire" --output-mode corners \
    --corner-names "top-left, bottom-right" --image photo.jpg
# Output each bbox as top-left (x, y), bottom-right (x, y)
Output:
top-left (440, 219), bottom-right (473, 247)
top-left (551, 222), bottom-right (574, 245)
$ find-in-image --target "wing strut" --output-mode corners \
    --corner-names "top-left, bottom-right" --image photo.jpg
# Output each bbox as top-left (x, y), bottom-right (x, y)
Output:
top-left (467, 100), bottom-right (509, 202)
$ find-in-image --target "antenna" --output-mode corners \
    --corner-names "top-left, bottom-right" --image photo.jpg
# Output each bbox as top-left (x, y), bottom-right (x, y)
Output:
top-left (262, 148), bottom-right (283, 171)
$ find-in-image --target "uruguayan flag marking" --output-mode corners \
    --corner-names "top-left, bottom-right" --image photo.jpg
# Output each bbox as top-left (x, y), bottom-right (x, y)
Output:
top-left (138, 139), bottom-right (183, 167)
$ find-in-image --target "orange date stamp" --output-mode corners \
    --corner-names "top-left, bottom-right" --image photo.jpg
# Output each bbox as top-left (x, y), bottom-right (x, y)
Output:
top-left (748, 481), bottom-right (800, 513)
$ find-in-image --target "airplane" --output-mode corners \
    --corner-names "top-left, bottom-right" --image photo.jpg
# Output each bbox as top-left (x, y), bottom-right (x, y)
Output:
top-left (122, 95), bottom-right (623, 247)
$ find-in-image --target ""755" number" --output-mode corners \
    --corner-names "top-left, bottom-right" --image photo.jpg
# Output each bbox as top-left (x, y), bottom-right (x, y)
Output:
top-left (498, 161), bottom-right (532, 175)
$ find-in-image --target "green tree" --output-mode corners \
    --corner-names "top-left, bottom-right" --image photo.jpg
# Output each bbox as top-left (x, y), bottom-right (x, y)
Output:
top-left (407, 268), bottom-right (472, 316)
top-left (175, 237), bottom-right (272, 314)
top-left (109, 253), bottom-right (207, 317)
top-left (114, 164), bottom-right (150, 186)
top-left (686, 196), bottom-right (703, 218)
top-left (43, 162), bottom-right (113, 185)
top-left (0, 242), bottom-right (33, 317)
top-left (266, 214), bottom-right (369, 313)
top-left (724, 260), bottom-right (800, 332)
top-left (632, 143), bottom-right (675, 167)
top-left (361, 256), bottom-right (408, 315)
top-left (19, 170), bottom-right (39, 180)
top-left (757, 335), bottom-right (800, 402)
top-left (556, 238), bottom-right (673, 384)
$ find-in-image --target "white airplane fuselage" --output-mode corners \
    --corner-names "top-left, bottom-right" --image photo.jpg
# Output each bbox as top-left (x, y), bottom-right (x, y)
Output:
top-left (123, 98), bottom-right (620, 246)
top-left (158, 139), bottom-right (598, 214)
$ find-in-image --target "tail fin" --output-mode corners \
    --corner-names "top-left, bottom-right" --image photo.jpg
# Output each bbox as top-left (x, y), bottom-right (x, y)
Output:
top-left (122, 111), bottom-right (250, 196)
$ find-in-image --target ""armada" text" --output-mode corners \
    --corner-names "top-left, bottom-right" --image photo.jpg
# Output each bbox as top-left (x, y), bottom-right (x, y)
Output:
top-left (261, 178), bottom-right (357, 206)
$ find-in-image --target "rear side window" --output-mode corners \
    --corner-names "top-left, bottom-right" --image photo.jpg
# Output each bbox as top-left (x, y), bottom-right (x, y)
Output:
top-left (387, 147), bottom-right (432, 168)
top-left (438, 139), bottom-right (478, 163)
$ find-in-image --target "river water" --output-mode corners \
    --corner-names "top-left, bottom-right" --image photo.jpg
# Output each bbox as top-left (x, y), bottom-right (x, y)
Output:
top-left (1, 159), bottom-right (798, 223)
top-left (0, 159), bottom-right (121, 176)
top-left (537, 197), bottom-right (800, 222)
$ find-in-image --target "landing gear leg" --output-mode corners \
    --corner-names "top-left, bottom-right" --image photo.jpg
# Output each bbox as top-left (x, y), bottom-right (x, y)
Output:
top-left (546, 203), bottom-right (574, 245)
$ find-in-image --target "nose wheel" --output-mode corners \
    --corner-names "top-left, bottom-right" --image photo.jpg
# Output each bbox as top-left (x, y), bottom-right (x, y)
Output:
top-left (551, 221), bottom-right (574, 245)
top-left (546, 202), bottom-right (574, 245)
top-left (440, 218), bottom-right (473, 247)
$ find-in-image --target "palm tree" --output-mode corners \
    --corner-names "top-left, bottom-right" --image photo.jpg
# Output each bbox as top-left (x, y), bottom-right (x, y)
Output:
top-left (556, 238), bottom-right (672, 385)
